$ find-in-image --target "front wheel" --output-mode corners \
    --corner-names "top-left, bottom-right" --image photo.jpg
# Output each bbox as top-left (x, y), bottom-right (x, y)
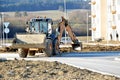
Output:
top-left (18, 48), bottom-right (28, 58)
top-left (44, 39), bottom-right (53, 57)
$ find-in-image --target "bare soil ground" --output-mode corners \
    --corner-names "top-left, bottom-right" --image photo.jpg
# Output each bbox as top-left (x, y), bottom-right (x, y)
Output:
top-left (83, 41), bottom-right (120, 52)
top-left (1, 39), bottom-right (120, 80)
top-left (83, 45), bottom-right (120, 52)
top-left (0, 60), bottom-right (120, 80)
top-left (1, 38), bottom-right (120, 53)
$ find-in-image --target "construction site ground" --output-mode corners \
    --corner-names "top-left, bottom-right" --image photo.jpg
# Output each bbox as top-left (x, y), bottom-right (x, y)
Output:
top-left (83, 40), bottom-right (120, 52)
top-left (0, 59), bottom-right (120, 80)
top-left (1, 40), bottom-right (120, 52)
top-left (0, 40), bottom-right (120, 80)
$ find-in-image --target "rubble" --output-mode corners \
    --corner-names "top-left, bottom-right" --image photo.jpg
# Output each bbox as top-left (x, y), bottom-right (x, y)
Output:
top-left (0, 60), bottom-right (120, 80)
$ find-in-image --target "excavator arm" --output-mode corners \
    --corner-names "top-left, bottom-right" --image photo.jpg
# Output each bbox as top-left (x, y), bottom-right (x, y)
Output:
top-left (57, 17), bottom-right (82, 51)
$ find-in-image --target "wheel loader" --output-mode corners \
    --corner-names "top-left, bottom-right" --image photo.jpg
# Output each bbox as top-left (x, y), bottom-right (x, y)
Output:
top-left (12, 17), bottom-right (82, 58)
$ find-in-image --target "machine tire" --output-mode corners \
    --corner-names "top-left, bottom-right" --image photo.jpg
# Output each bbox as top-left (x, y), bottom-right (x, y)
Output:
top-left (44, 39), bottom-right (53, 57)
top-left (29, 51), bottom-right (36, 56)
top-left (18, 48), bottom-right (28, 58)
top-left (53, 39), bottom-right (60, 55)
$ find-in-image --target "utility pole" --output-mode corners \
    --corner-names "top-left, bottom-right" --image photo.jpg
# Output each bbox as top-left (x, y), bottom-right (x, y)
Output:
top-left (2, 12), bottom-right (4, 46)
top-left (64, 0), bottom-right (67, 19)
top-left (0, 13), bottom-right (2, 46)
top-left (64, 0), bottom-right (67, 44)
top-left (87, 12), bottom-right (89, 43)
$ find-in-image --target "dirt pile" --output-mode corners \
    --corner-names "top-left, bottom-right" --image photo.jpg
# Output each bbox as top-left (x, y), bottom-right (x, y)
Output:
top-left (83, 45), bottom-right (120, 52)
top-left (0, 60), bottom-right (120, 80)
top-left (83, 41), bottom-right (120, 52)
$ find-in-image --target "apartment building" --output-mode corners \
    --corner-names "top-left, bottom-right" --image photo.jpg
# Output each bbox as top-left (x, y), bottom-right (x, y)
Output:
top-left (90, 0), bottom-right (120, 41)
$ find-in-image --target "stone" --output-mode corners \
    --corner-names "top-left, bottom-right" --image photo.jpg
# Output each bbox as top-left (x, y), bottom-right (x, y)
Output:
top-left (7, 70), bottom-right (15, 77)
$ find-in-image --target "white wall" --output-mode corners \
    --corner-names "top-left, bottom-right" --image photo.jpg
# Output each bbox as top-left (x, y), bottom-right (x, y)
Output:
top-left (116, 0), bottom-right (120, 41)
top-left (91, 0), bottom-right (101, 41)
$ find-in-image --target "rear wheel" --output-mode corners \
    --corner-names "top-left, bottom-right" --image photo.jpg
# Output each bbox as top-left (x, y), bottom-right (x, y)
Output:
top-left (18, 48), bottom-right (28, 58)
top-left (44, 39), bottom-right (53, 57)
top-left (53, 39), bottom-right (60, 55)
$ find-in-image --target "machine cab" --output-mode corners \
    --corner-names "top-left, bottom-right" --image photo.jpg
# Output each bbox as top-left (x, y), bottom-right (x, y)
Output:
top-left (26, 17), bottom-right (53, 34)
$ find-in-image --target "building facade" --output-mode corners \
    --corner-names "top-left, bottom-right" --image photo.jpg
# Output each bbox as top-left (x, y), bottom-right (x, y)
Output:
top-left (90, 0), bottom-right (120, 41)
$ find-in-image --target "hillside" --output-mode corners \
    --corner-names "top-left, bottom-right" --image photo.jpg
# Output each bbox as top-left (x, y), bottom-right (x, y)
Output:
top-left (2, 9), bottom-right (91, 38)
top-left (0, 0), bottom-right (90, 12)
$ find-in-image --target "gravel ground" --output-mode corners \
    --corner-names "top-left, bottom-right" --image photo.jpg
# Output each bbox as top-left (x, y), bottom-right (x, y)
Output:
top-left (1, 43), bottom-right (120, 80)
top-left (83, 46), bottom-right (120, 52)
top-left (0, 60), bottom-right (120, 80)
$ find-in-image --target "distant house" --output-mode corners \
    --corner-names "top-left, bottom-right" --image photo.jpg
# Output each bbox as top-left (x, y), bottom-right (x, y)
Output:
top-left (90, 0), bottom-right (120, 41)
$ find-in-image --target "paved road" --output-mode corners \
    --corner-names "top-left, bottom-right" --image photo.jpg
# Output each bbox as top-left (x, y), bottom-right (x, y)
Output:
top-left (0, 52), bottom-right (120, 78)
